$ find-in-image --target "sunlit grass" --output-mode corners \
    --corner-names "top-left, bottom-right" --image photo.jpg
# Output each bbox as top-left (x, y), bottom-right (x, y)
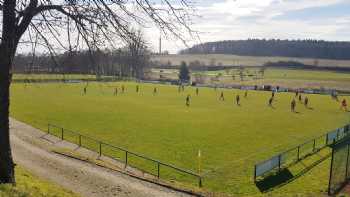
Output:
top-left (10, 81), bottom-right (350, 196)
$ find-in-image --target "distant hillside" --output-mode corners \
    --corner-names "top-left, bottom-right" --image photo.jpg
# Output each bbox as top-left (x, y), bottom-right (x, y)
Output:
top-left (180, 39), bottom-right (350, 60)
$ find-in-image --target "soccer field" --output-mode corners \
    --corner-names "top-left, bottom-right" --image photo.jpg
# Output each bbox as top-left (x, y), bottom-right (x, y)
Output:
top-left (10, 81), bottom-right (350, 196)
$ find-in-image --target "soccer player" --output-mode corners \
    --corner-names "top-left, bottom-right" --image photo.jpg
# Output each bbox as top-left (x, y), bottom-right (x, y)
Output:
top-left (220, 91), bottom-right (225, 101)
top-left (304, 97), bottom-right (309, 108)
top-left (83, 87), bottom-right (87, 95)
top-left (298, 94), bottom-right (302, 103)
top-left (114, 87), bottom-right (118, 96)
top-left (186, 95), bottom-right (191, 107)
top-left (291, 99), bottom-right (296, 112)
top-left (244, 90), bottom-right (248, 98)
top-left (272, 91), bottom-right (275, 98)
top-left (121, 85), bottom-right (125, 93)
top-left (136, 85), bottom-right (139, 93)
top-left (236, 95), bottom-right (240, 106)
top-left (153, 87), bottom-right (157, 95)
top-left (334, 93), bottom-right (339, 102)
top-left (196, 88), bottom-right (199, 96)
top-left (268, 97), bottom-right (274, 107)
top-left (341, 99), bottom-right (348, 111)
top-left (295, 91), bottom-right (299, 97)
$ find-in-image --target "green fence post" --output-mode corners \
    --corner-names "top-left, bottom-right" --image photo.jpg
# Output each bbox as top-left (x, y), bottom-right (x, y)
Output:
top-left (297, 146), bottom-right (300, 161)
top-left (254, 165), bottom-right (257, 182)
top-left (337, 130), bottom-right (339, 141)
top-left (125, 151), bottom-right (128, 169)
top-left (99, 142), bottom-right (102, 157)
top-left (346, 144), bottom-right (350, 181)
top-left (278, 154), bottom-right (281, 171)
top-left (157, 162), bottom-right (160, 179)
top-left (61, 128), bottom-right (64, 140)
top-left (47, 124), bottom-right (50, 134)
top-left (328, 148), bottom-right (335, 195)
top-left (199, 176), bottom-right (202, 188)
top-left (313, 139), bottom-right (316, 152)
top-left (78, 135), bottom-right (82, 147)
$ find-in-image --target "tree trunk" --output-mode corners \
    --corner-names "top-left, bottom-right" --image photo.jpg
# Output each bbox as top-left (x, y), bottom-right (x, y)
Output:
top-left (0, 0), bottom-right (17, 184)
top-left (0, 50), bottom-right (15, 184)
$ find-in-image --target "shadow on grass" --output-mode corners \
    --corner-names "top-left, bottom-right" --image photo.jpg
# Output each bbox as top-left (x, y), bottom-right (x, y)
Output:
top-left (255, 169), bottom-right (293, 192)
top-left (255, 152), bottom-right (331, 193)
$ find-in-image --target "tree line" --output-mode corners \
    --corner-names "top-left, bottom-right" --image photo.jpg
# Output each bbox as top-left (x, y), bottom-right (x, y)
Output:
top-left (180, 39), bottom-right (350, 60)
top-left (13, 46), bottom-right (150, 79)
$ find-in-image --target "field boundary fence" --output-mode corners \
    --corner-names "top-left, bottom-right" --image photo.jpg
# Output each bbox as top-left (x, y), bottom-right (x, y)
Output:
top-left (328, 135), bottom-right (350, 195)
top-left (47, 123), bottom-right (202, 187)
top-left (254, 124), bottom-right (350, 181)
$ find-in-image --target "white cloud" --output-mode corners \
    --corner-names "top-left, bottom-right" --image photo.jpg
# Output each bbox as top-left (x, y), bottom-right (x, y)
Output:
top-left (145, 0), bottom-right (350, 53)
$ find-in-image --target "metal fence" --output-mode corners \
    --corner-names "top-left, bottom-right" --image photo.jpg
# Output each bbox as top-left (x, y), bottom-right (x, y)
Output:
top-left (47, 124), bottom-right (202, 187)
top-left (254, 124), bottom-right (350, 181)
top-left (328, 135), bottom-right (350, 195)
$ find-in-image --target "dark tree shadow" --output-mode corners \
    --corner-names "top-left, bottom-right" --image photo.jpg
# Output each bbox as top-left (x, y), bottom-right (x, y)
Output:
top-left (255, 152), bottom-right (331, 193)
top-left (255, 169), bottom-right (293, 192)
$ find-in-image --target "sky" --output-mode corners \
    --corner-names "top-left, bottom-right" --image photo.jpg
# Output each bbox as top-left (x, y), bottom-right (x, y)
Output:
top-left (144, 0), bottom-right (350, 54)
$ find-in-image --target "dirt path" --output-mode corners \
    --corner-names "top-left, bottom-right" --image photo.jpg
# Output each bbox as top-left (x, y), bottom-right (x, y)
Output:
top-left (10, 118), bottom-right (195, 197)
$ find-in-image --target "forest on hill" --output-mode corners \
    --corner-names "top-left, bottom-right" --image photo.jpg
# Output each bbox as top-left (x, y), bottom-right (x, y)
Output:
top-left (180, 39), bottom-right (350, 60)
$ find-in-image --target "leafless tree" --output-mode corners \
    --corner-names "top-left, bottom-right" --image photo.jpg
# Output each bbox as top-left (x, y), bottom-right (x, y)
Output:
top-left (127, 29), bottom-right (149, 79)
top-left (0, 0), bottom-right (196, 184)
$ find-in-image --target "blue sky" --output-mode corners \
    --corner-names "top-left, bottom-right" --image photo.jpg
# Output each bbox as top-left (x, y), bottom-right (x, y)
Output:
top-left (145, 0), bottom-right (350, 53)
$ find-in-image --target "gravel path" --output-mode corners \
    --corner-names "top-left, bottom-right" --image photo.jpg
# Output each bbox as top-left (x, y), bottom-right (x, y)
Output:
top-left (10, 118), bottom-right (195, 197)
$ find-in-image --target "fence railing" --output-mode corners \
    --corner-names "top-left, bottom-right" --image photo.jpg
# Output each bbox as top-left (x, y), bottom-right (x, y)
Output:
top-left (254, 124), bottom-right (350, 181)
top-left (328, 135), bottom-right (350, 195)
top-left (47, 124), bottom-right (202, 187)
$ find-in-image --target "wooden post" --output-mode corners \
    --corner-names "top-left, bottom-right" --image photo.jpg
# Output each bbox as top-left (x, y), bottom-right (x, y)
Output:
top-left (61, 128), bottom-right (64, 140)
top-left (47, 124), bottom-right (50, 134)
top-left (199, 176), bottom-right (202, 187)
top-left (297, 146), bottom-right (300, 161)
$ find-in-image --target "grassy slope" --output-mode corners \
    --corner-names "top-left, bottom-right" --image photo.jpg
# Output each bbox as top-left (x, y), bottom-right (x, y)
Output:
top-left (0, 166), bottom-right (79, 197)
top-left (10, 82), bottom-right (350, 196)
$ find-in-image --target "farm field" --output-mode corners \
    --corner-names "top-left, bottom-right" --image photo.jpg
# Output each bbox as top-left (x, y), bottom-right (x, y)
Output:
top-left (10, 81), bottom-right (350, 196)
top-left (152, 54), bottom-right (350, 67)
top-left (12, 74), bottom-right (96, 81)
top-left (150, 68), bottom-right (350, 91)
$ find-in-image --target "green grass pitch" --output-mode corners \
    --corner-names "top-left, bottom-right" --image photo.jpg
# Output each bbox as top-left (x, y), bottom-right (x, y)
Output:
top-left (10, 81), bottom-right (350, 196)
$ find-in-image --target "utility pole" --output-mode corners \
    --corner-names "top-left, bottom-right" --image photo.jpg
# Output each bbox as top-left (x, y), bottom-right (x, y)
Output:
top-left (159, 33), bottom-right (162, 55)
